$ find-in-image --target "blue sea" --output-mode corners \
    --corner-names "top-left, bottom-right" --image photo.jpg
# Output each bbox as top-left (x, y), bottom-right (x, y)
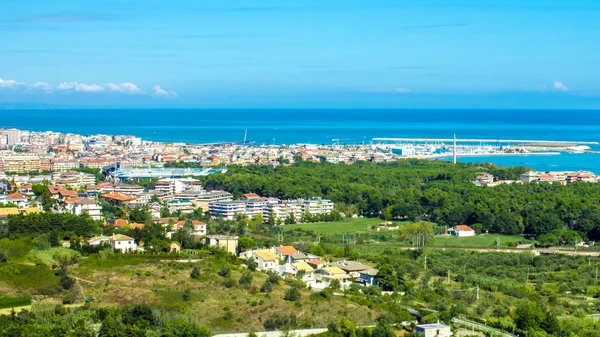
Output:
top-left (3, 109), bottom-right (600, 172)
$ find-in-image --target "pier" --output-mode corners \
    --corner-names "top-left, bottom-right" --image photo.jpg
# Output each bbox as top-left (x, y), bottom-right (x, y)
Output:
top-left (372, 137), bottom-right (598, 145)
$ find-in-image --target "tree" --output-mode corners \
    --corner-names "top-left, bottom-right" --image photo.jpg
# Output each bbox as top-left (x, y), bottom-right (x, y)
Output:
top-left (239, 272), bottom-right (254, 287)
top-left (98, 315), bottom-right (127, 337)
top-left (329, 279), bottom-right (341, 292)
top-left (376, 264), bottom-right (398, 291)
top-left (371, 321), bottom-right (394, 337)
top-left (514, 301), bottom-right (544, 332)
top-left (238, 236), bottom-right (257, 251)
top-left (537, 234), bottom-right (557, 247)
top-left (284, 286), bottom-right (301, 301)
top-left (246, 257), bottom-right (258, 271)
top-left (340, 318), bottom-right (357, 337)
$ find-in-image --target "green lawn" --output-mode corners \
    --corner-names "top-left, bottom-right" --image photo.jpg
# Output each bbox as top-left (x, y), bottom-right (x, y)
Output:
top-left (283, 218), bottom-right (386, 234)
top-left (432, 234), bottom-right (530, 248)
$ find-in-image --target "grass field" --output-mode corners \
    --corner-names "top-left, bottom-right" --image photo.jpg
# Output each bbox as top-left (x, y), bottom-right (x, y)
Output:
top-left (432, 234), bottom-right (530, 248)
top-left (283, 218), bottom-right (386, 234)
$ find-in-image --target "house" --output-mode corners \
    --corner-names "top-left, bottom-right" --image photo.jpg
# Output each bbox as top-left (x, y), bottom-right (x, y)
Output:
top-left (275, 246), bottom-right (298, 260)
top-left (448, 225), bottom-right (476, 237)
top-left (415, 323), bottom-right (452, 337)
top-left (170, 242), bottom-right (181, 253)
top-left (290, 252), bottom-right (310, 263)
top-left (359, 269), bottom-right (378, 286)
top-left (330, 260), bottom-right (372, 278)
top-left (88, 236), bottom-right (110, 246)
top-left (254, 250), bottom-right (280, 272)
top-left (110, 234), bottom-right (137, 253)
top-left (290, 261), bottom-right (315, 282)
top-left (315, 266), bottom-right (352, 288)
top-left (175, 220), bottom-right (207, 236)
top-left (100, 193), bottom-right (137, 207)
top-left (242, 193), bottom-right (260, 200)
top-left (4, 192), bottom-right (29, 209)
top-left (475, 172), bottom-right (495, 185)
top-left (205, 235), bottom-right (238, 255)
top-left (73, 198), bottom-right (102, 220)
top-left (307, 259), bottom-right (325, 270)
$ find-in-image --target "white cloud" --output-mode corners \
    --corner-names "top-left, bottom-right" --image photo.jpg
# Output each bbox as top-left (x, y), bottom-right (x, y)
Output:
top-left (553, 81), bottom-right (568, 92)
top-left (1, 75), bottom-right (176, 99)
top-left (0, 78), bottom-right (25, 88)
top-left (57, 81), bottom-right (105, 92)
top-left (152, 85), bottom-right (178, 98)
top-left (105, 82), bottom-right (143, 94)
top-left (31, 81), bottom-right (53, 91)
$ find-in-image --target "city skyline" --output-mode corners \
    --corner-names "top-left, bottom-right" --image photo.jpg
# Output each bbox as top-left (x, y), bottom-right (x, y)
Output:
top-left (2, 0), bottom-right (600, 108)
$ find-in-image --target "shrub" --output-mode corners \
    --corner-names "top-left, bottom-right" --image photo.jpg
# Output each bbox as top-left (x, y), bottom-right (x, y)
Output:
top-left (284, 287), bottom-right (301, 301)
top-left (218, 266), bottom-right (231, 277)
top-left (190, 266), bottom-right (200, 279)
top-left (239, 272), bottom-right (254, 287)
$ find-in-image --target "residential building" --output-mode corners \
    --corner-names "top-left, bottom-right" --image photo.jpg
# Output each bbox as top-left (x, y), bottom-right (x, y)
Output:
top-left (100, 193), bottom-right (137, 206)
top-left (301, 197), bottom-right (334, 214)
top-left (330, 260), bottom-right (372, 278)
top-left (275, 246), bottom-right (298, 261)
top-left (205, 235), bottom-right (239, 255)
top-left (73, 199), bottom-right (102, 220)
top-left (263, 201), bottom-right (302, 223)
top-left (448, 225), bottom-right (476, 237)
top-left (415, 323), bottom-right (452, 337)
top-left (174, 220), bottom-right (207, 236)
top-left (167, 199), bottom-right (196, 214)
top-left (1, 155), bottom-right (41, 173)
top-left (209, 201), bottom-right (246, 220)
top-left (110, 234), bottom-right (137, 253)
top-left (253, 250), bottom-right (280, 272)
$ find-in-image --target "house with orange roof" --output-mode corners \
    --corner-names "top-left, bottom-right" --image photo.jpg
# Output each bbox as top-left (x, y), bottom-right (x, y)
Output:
top-left (275, 245), bottom-right (298, 260)
top-left (129, 223), bottom-right (145, 230)
top-left (58, 188), bottom-right (78, 199)
top-left (448, 225), bottom-right (476, 237)
top-left (100, 193), bottom-right (136, 206)
top-left (174, 220), bottom-right (207, 236)
top-left (242, 193), bottom-right (260, 200)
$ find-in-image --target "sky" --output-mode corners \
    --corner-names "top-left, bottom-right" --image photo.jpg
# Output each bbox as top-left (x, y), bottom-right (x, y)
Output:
top-left (1, 0), bottom-right (600, 108)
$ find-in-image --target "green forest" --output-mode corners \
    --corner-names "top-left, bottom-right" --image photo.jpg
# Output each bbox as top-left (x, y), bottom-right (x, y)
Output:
top-left (202, 160), bottom-right (600, 240)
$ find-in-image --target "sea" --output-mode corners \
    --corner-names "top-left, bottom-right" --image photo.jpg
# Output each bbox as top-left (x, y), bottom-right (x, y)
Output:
top-left (3, 109), bottom-right (600, 173)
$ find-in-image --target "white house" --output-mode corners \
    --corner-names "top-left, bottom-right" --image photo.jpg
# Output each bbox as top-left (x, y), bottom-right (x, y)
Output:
top-left (73, 198), bottom-right (103, 221)
top-left (253, 250), bottom-right (280, 272)
top-left (290, 262), bottom-right (315, 282)
top-left (87, 236), bottom-right (110, 246)
top-left (415, 323), bottom-right (452, 337)
top-left (110, 234), bottom-right (137, 253)
top-left (448, 225), bottom-right (476, 237)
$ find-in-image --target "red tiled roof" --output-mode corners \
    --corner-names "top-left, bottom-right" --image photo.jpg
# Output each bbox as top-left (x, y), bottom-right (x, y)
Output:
top-left (275, 246), bottom-right (298, 255)
top-left (59, 188), bottom-right (77, 196)
top-left (6, 192), bottom-right (25, 199)
top-left (114, 219), bottom-right (128, 227)
top-left (307, 259), bottom-right (324, 265)
top-left (176, 220), bottom-right (206, 227)
top-left (455, 225), bottom-right (474, 232)
top-left (101, 193), bottom-right (136, 201)
top-left (64, 196), bottom-right (82, 204)
top-left (129, 223), bottom-right (145, 229)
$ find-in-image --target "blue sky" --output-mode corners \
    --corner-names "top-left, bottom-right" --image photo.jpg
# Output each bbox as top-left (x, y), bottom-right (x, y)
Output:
top-left (1, 0), bottom-right (600, 108)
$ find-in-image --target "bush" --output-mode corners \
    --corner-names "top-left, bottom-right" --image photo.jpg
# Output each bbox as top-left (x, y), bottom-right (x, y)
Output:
top-left (218, 266), bottom-right (231, 277)
top-left (284, 287), bottom-right (301, 301)
top-left (190, 266), bottom-right (200, 279)
top-left (263, 313), bottom-right (297, 330)
top-left (261, 280), bottom-right (273, 293)
top-left (239, 272), bottom-right (254, 287)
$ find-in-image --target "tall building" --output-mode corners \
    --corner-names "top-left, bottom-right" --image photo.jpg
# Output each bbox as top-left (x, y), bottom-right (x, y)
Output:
top-left (7, 129), bottom-right (20, 145)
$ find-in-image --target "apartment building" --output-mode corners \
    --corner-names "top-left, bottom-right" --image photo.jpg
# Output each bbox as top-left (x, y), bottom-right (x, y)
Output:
top-left (301, 197), bottom-right (334, 214)
top-left (208, 201), bottom-right (246, 220)
top-left (263, 201), bottom-right (302, 223)
top-left (52, 160), bottom-right (80, 171)
top-left (72, 198), bottom-right (102, 220)
top-left (1, 155), bottom-right (41, 173)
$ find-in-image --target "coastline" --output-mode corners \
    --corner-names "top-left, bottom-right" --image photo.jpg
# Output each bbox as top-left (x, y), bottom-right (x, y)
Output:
top-left (415, 152), bottom-right (562, 160)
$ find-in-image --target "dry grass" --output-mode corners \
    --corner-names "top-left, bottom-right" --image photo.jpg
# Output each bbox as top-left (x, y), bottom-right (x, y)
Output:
top-left (71, 258), bottom-right (381, 333)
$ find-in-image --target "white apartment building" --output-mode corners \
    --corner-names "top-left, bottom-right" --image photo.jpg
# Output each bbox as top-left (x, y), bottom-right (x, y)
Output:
top-left (301, 197), bottom-right (334, 214)
top-left (72, 199), bottom-right (103, 220)
top-left (52, 160), bottom-right (80, 171)
top-left (263, 201), bottom-right (302, 223)
top-left (245, 200), bottom-right (266, 219)
top-left (209, 201), bottom-right (246, 220)
top-left (167, 199), bottom-right (196, 214)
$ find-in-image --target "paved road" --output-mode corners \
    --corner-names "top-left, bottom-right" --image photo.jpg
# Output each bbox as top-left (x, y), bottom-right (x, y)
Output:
top-left (213, 328), bottom-right (328, 337)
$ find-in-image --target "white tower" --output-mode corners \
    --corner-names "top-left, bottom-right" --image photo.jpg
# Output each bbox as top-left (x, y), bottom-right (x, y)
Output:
top-left (453, 134), bottom-right (457, 164)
